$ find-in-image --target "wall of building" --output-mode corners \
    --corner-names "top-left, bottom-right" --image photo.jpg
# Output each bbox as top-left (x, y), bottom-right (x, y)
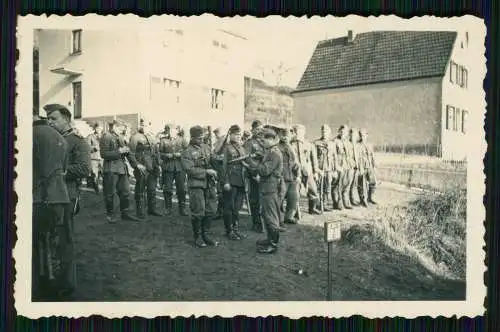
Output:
top-left (138, 28), bottom-right (247, 134)
top-left (441, 31), bottom-right (474, 161)
top-left (37, 29), bottom-right (142, 119)
top-left (292, 77), bottom-right (442, 149)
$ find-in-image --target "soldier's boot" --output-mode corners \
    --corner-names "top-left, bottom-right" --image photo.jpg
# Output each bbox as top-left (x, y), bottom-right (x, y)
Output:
top-left (163, 191), bottom-right (173, 216)
top-left (332, 190), bottom-right (343, 210)
top-left (135, 199), bottom-right (148, 221)
top-left (148, 193), bottom-right (163, 216)
top-left (252, 219), bottom-right (264, 233)
top-left (192, 218), bottom-right (207, 248)
top-left (308, 200), bottom-right (321, 215)
top-left (368, 186), bottom-right (377, 205)
top-left (257, 230), bottom-right (278, 254)
top-left (119, 197), bottom-right (140, 222)
top-left (233, 218), bottom-right (247, 239)
top-left (202, 216), bottom-right (219, 246)
top-left (178, 199), bottom-right (188, 216)
top-left (342, 191), bottom-right (353, 209)
top-left (105, 197), bottom-right (117, 223)
top-left (224, 214), bottom-right (238, 240)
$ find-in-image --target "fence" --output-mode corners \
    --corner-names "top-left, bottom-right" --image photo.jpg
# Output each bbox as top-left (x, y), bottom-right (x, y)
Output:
top-left (374, 143), bottom-right (443, 157)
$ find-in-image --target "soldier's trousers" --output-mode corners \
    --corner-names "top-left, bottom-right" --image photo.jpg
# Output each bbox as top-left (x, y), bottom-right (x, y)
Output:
top-left (280, 180), bottom-right (299, 222)
top-left (358, 168), bottom-right (377, 203)
top-left (261, 191), bottom-right (281, 245)
top-left (32, 202), bottom-right (75, 300)
top-left (248, 179), bottom-right (261, 226)
top-left (301, 174), bottom-right (320, 209)
top-left (348, 169), bottom-right (360, 204)
top-left (222, 186), bottom-right (245, 233)
top-left (162, 170), bottom-right (186, 209)
top-left (134, 169), bottom-right (159, 214)
top-left (318, 171), bottom-right (333, 205)
top-left (102, 172), bottom-right (131, 215)
top-left (343, 168), bottom-right (355, 207)
top-left (189, 187), bottom-right (217, 237)
top-left (332, 170), bottom-right (351, 208)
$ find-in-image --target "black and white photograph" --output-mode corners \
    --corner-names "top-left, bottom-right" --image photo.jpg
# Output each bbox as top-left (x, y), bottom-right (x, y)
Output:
top-left (15, 14), bottom-right (485, 318)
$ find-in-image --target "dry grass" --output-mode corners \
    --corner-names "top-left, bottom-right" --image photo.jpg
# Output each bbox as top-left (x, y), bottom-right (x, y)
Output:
top-left (361, 187), bottom-right (467, 281)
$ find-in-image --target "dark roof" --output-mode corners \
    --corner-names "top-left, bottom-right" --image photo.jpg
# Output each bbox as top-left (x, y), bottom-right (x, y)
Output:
top-left (294, 31), bottom-right (458, 93)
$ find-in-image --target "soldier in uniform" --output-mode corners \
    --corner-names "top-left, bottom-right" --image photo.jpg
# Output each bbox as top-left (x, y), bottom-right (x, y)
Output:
top-left (314, 124), bottom-right (335, 211)
top-left (44, 103), bottom-right (91, 299)
top-left (242, 130), bottom-right (251, 144)
top-left (158, 124), bottom-right (188, 216)
top-left (358, 128), bottom-right (377, 206)
top-left (32, 111), bottom-right (70, 300)
top-left (181, 125), bottom-right (220, 248)
top-left (129, 119), bottom-right (162, 219)
top-left (277, 126), bottom-right (300, 225)
top-left (332, 125), bottom-right (351, 209)
top-left (86, 122), bottom-right (103, 193)
top-left (212, 127), bottom-right (228, 220)
top-left (243, 128), bottom-right (283, 254)
top-left (100, 119), bottom-right (141, 223)
top-left (243, 120), bottom-right (265, 232)
top-left (221, 124), bottom-right (248, 240)
top-left (291, 124), bottom-right (321, 215)
top-left (346, 128), bottom-right (361, 207)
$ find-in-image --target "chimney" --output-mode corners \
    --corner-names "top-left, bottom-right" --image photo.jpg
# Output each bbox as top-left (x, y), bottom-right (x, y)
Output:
top-left (347, 30), bottom-right (354, 43)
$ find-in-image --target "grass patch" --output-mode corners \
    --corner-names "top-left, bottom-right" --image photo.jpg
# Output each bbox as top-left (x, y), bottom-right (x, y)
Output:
top-left (344, 187), bottom-right (466, 281)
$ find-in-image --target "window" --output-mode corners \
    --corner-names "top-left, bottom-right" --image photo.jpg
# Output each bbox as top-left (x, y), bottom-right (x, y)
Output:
top-left (449, 61), bottom-right (455, 83)
top-left (446, 105), bottom-right (454, 130)
top-left (71, 29), bottom-right (82, 54)
top-left (210, 88), bottom-right (224, 110)
top-left (163, 78), bottom-right (181, 104)
top-left (453, 108), bottom-right (461, 131)
top-left (462, 110), bottom-right (468, 134)
top-left (461, 67), bottom-right (468, 88)
top-left (72, 82), bottom-right (82, 119)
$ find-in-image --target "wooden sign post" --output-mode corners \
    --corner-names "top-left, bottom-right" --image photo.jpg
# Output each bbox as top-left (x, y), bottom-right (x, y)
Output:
top-left (324, 221), bottom-right (342, 301)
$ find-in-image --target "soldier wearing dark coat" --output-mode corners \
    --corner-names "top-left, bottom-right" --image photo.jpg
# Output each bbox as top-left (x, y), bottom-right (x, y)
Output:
top-left (314, 124), bottom-right (335, 211)
top-left (277, 127), bottom-right (300, 225)
top-left (181, 126), bottom-right (220, 248)
top-left (44, 103), bottom-right (91, 299)
top-left (99, 120), bottom-right (140, 223)
top-left (129, 119), bottom-right (162, 219)
top-left (243, 120), bottom-right (265, 232)
top-left (243, 128), bottom-right (283, 254)
top-left (158, 124), bottom-right (188, 216)
top-left (221, 124), bottom-right (248, 240)
top-left (32, 112), bottom-right (70, 301)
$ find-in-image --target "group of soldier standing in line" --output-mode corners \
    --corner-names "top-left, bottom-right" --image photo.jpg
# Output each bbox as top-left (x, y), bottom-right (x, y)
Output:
top-left (32, 102), bottom-right (377, 300)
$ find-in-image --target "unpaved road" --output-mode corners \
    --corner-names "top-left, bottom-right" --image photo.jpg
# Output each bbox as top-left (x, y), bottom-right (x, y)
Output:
top-left (71, 183), bottom-right (465, 301)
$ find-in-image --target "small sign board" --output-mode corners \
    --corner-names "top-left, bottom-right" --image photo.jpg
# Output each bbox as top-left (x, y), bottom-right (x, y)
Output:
top-left (324, 222), bottom-right (342, 242)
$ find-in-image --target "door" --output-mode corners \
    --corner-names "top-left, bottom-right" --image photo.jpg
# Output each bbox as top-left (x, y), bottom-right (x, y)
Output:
top-left (72, 81), bottom-right (82, 119)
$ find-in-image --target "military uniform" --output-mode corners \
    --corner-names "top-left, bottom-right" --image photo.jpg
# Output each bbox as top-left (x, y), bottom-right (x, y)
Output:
top-left (332, 134), bottom-right (350, 209)
top-left (278, 132), bottom-right (300, 224)
top-left (100, 122), bottom-right (140, 222)
top-left (158, 126), bottom-right (188, 215)
top-left (345, 132), bottom-right (361, 207)
top-left (243, 130), bottom-right (265, 232)
top-left (181, 126), bottom-right (219, 248)
top-left (212, 132), bottom-right (227, 219)
top-left (290, 127), bottom-right (321, 215)
top-left (58, 126), bottom-right (91, 296)
top-left (129, 127), bottom-right (162, 218)
top-left (221, 125), bottom-right (247, 240)
top-left (86, 128), bottom-right (102, 193)
top-left (32, 118), bottom-right (70, 301)
top-left (247, 128), bottom-right (283, 254)
top-left (358, 138), bottom-right (377, 205)
top-left (314, 133), bottom-right (335, 211)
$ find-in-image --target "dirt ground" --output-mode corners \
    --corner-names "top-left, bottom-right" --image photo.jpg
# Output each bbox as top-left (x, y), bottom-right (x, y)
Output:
top-left (71, 184), bottom-right (465, 301)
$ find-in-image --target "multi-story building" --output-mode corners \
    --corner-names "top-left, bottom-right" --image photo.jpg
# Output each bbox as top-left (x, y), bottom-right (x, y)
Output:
top-left (292, 30), bottom-right (474, 160)
top-left (244, 76), bottom-right (294, 128)
top-left (35, 27), bottom-right (249, 135)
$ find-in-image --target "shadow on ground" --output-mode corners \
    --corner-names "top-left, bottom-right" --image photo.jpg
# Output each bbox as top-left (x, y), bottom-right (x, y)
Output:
top-left (72, 190), bottom-right (465, 302)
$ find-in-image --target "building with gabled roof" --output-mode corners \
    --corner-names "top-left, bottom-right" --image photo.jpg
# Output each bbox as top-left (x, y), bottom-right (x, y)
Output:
top-left (292, 30), bottom-right (472, 160)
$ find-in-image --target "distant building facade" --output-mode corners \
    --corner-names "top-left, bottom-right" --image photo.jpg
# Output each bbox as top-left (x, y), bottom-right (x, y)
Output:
top-left (35, 28), bottom-right (249, 135)
top-left (244, 77), bottom-right (294, 128)
top-left (292, 30), bottom-right (473, 160)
